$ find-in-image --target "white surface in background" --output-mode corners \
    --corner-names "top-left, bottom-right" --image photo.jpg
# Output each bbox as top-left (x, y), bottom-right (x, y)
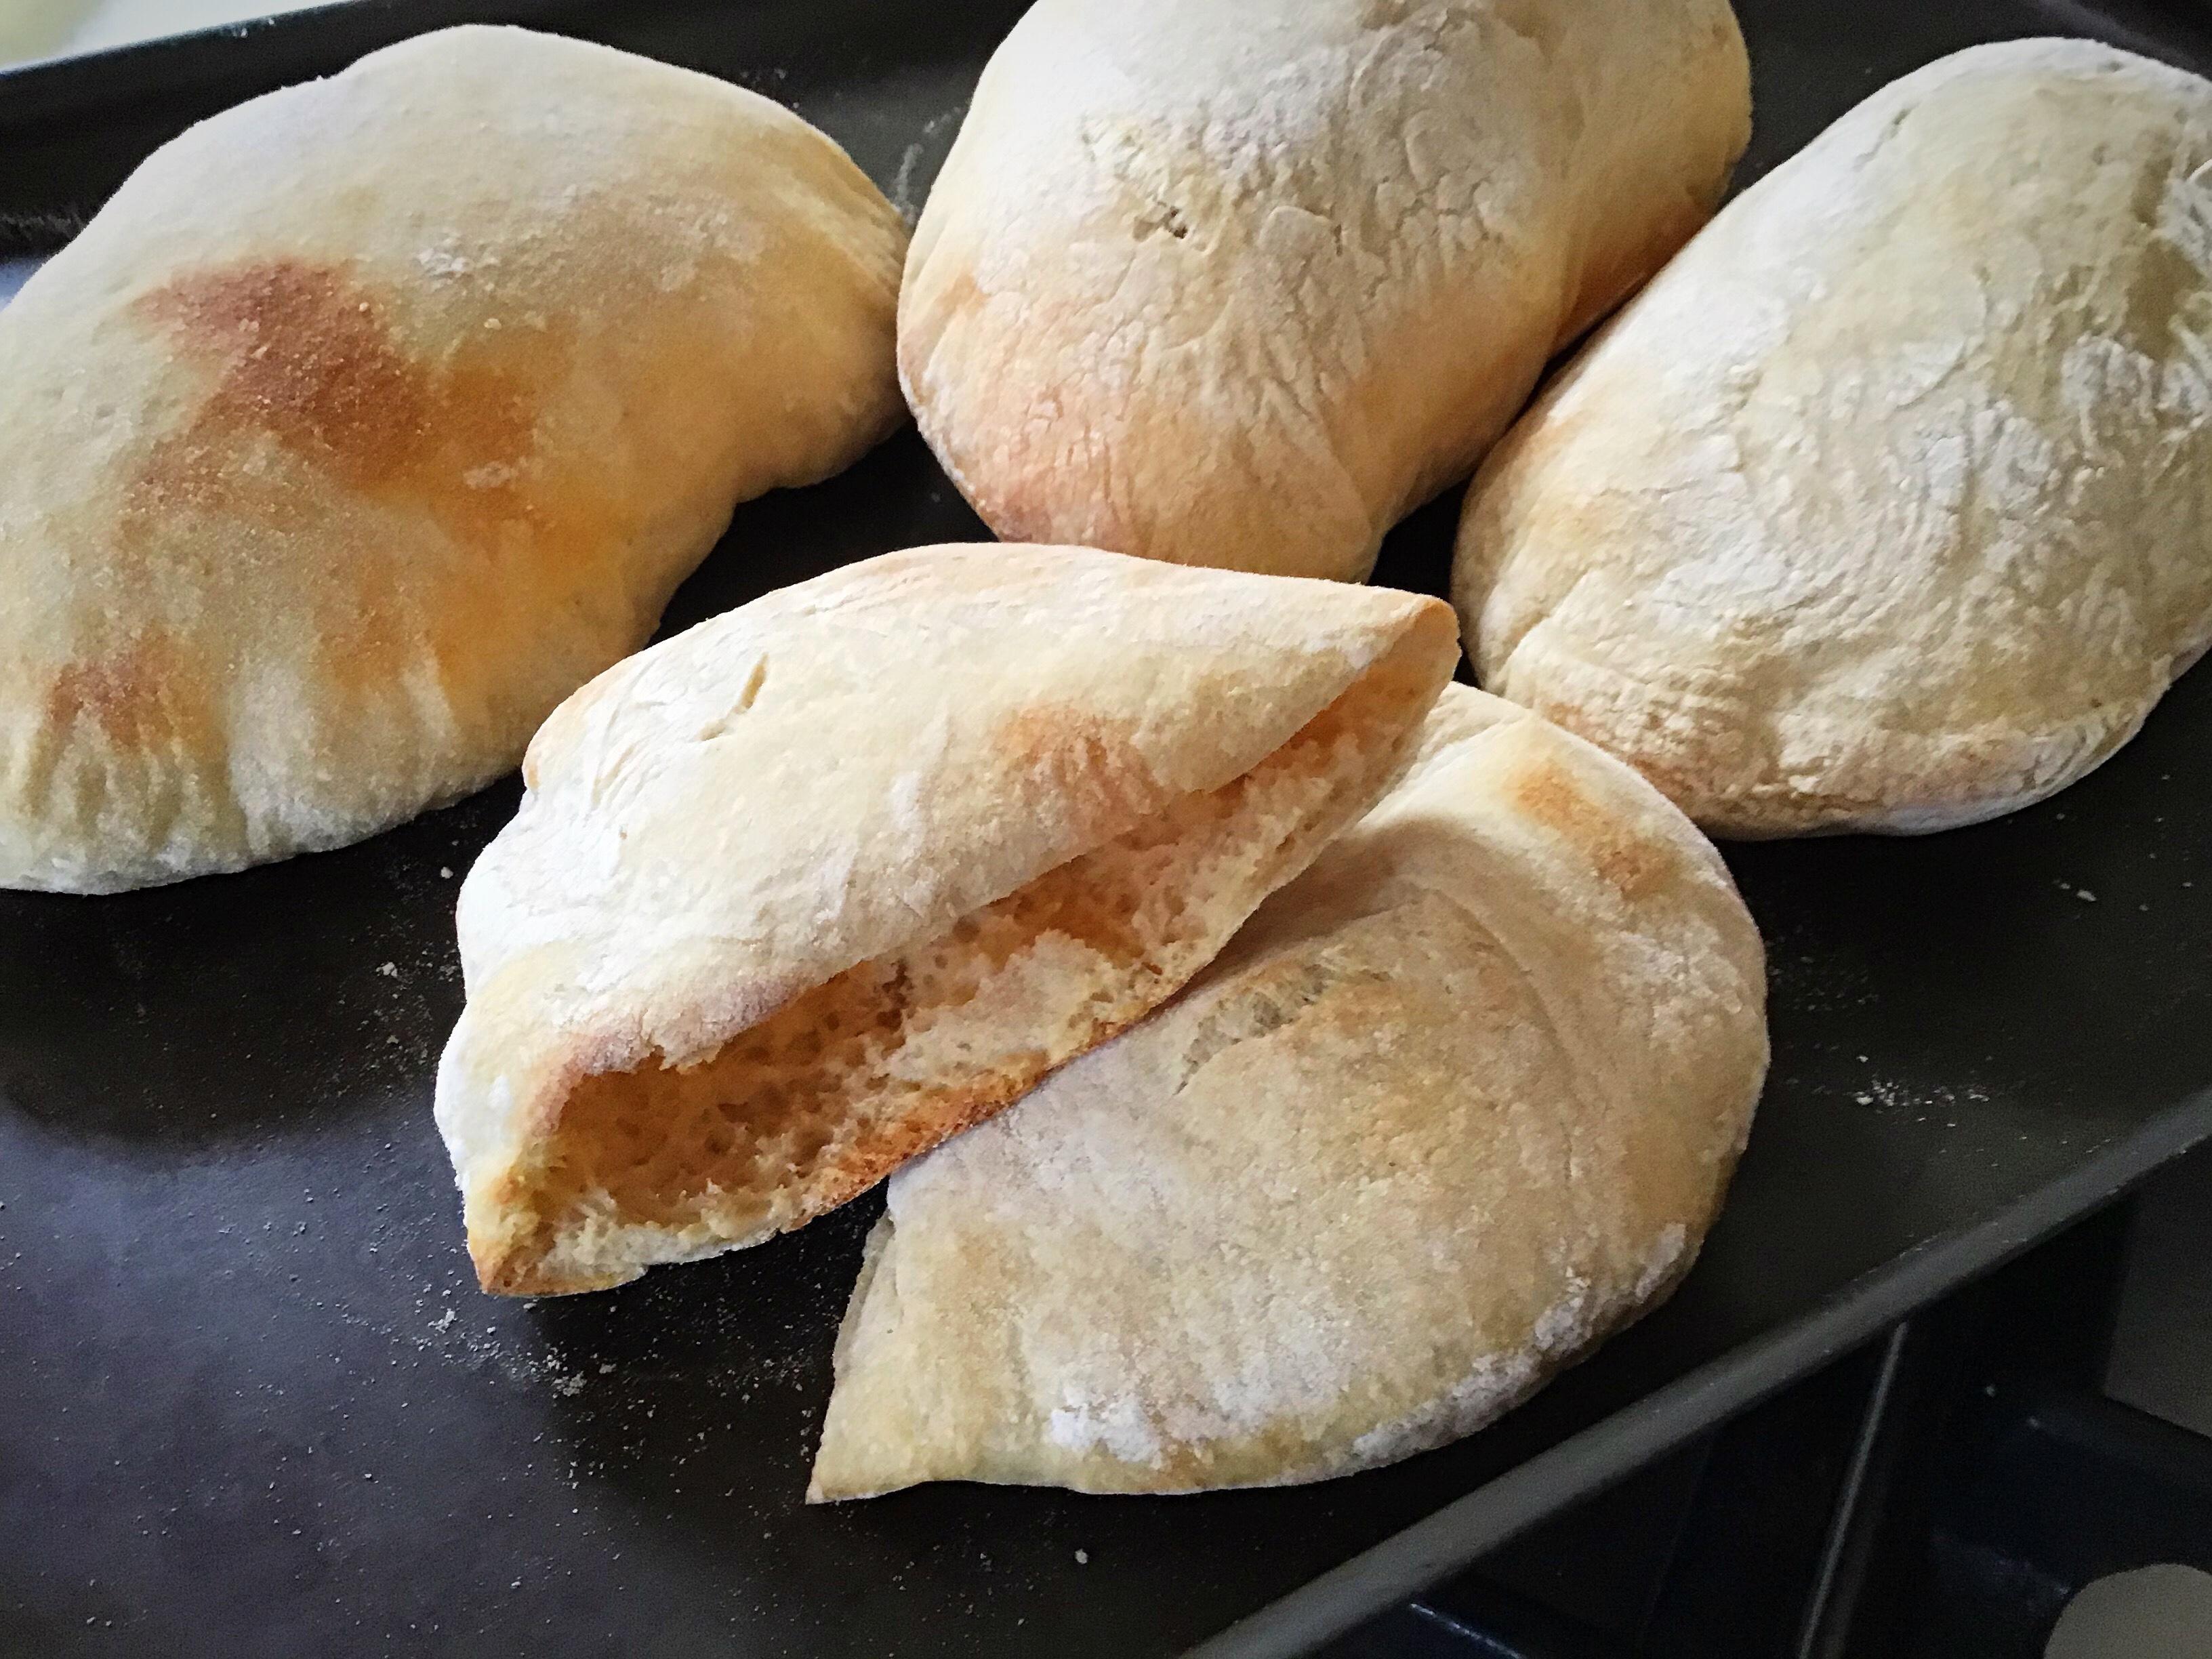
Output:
top-left (0, 255), bottom-right (45, 306)
top-left (0, 0), bottom-right (341, 66)
top-left (0, 0), bottom-right (91, 63)
top-left (2047, 1565), bottom-right (2212, 1659)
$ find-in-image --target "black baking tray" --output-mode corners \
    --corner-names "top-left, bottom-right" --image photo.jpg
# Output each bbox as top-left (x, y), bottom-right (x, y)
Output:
top-left (7, 2), bottom-right (2212, 1656)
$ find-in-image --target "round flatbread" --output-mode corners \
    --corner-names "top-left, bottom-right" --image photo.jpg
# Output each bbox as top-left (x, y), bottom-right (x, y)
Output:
top-left (0, 26), bottom-right (907, 890)
top-left (902, 0), bottom-right (1749, 582)
top-left (809, 684), bottom-right (1766, 1498)
top-left (1456, 40), bottom-right (2212, 836)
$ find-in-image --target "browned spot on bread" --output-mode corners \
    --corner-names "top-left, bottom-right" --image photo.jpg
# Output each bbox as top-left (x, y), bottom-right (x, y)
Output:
top-left (137, 259), bottom-right (439, 491)
top-left (1503, 750), bottom-right (1675, 900)
top-left (1506, 690), bottom-right (1767, 834)
top-left (123, 258), bottom-right (621, 713)
top-left (45, 634), bottom-right (212, 754)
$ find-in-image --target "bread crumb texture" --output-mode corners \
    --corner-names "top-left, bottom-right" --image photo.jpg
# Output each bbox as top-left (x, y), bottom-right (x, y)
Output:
top-left (435, 545), bottom-right (1458, 1295)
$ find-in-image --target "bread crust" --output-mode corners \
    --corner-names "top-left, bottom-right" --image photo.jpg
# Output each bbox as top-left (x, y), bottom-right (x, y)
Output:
top-left (901, 0), bottom-right (1750, 582)
top-left (808, 685), bottom-right (1766, 1498)
top-left (1456, 40), bottom-right (2212, 836)
top-left (0, 26), bottom-right (908, 890)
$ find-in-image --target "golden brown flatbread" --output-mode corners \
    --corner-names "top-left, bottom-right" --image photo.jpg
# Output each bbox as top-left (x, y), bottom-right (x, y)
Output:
top-left (810, 684), bottom-right (1766, 1497)
top-left (1457, 41), bottom-right (2212, 835)
top-left (434, 544), bottom-right (1458, 1295)
top-left (0, 26), bottom-right (906, 890)
top-left (901, 0), bottom-right (1749, 581)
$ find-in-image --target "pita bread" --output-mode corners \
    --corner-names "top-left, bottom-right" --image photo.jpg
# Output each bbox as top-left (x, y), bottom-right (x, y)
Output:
top-left (0, 26), bottom-right (907, 892)
top-left (808, 684), bottom-right (1765, 1499)
top-left (899, 0), bottom-right (1750, 583)
top-left (1456, 41), bottom-right (2212, 836)
top-left (435, 545), bottom-right (1458, 1296)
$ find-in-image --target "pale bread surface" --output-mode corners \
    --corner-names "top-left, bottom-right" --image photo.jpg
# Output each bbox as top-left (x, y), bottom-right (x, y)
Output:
top-left (899, 0), bottom-right (1750, 583)
top-left (0, 25), bottom-right (907, 891)
top-left (1456, 40), bottom-right (2212, 836)
top-left (808, 684), bottom-right (1766, 1498)
top-left (434, 544), bottom-right (1458, 1295)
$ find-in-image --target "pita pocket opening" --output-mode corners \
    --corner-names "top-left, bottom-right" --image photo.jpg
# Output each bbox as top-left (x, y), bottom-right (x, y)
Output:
top-left (434, 544), bottom-right (1458, 1295)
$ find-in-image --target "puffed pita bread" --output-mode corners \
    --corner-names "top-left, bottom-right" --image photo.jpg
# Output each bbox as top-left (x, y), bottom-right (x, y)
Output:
top-left (1456, 41), bottom-right (2212, 836)
top-left (900, 0), bottom-right (1750, 583)
top-left (0, 26), bottom-right (906, 892)
top-left (435, 545), bottom-right (1458, 1296)
top-left (808, 684), bottom-right (1765, 1498)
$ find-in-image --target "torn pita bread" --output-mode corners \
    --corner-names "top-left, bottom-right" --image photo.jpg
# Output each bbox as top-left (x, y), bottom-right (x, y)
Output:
top-left (0, 26), bottom-right (905, 892)
top-left (809, 684), bottom-right (1765, 1498)
top-left (434, 544), bottom-right (1458, 1296)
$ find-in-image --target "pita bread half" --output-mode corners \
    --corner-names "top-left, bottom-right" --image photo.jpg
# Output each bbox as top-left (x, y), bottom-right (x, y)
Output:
top-left (808, 684), bottom-right (1765, 1499)
top-left (435, 544), bottom-right (1458, 1296)
top-left (0, 26), bottom-right (906, 892)
top-left (901, 0), bottom-right (1749, 582)
top-left (1455, 41), bottom-right (2212, 836)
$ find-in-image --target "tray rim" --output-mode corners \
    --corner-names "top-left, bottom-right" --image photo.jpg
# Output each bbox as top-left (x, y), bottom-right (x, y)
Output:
top-left (1194, 1090), bottom-right (2212, 1656)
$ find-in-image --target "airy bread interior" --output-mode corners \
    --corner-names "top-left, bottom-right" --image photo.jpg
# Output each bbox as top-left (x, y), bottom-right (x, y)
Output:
top-left (472, 644), bottom-right (1439, 1294)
